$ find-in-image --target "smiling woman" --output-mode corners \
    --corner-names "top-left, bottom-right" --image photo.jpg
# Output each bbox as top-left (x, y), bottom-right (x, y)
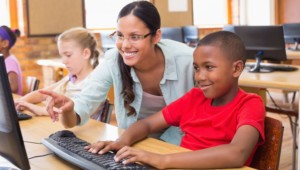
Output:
top-left (39, 1), bottom-right (195, 147)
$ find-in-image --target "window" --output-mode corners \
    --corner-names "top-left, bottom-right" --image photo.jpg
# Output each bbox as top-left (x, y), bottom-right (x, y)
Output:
top-left (85, 0), bottom-right (136, 29)
top-left (239, 0), bottom-right (275, 25)
top-left (193, 0), bottom-right (228, 27)
top-left (0, 0), bottom-right (10, 26)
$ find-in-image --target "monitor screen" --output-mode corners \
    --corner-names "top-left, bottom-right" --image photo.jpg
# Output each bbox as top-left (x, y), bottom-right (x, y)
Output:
top-left (282, 23), bottom-right (300, 51)
top-left (223, 25), bottom-right (287, 72)
top-left (0, 54), bottom-right (30, 170)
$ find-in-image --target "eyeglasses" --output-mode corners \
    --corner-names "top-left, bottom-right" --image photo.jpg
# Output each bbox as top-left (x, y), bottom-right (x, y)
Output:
top-left (109, 31), bottom-right (153, 44)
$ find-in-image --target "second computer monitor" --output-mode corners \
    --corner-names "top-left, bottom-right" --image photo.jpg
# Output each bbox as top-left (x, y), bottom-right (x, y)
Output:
top-left (282, 23), bottom-right (300, 51)
top-left (0, 54), bottom-right (30, 170)
top-left (223, 25), bottom-right (287, 72)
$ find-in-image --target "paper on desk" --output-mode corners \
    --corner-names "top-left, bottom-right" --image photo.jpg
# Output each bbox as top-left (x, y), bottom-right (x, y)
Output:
top-left (0, 155), bottom-right (20, 170)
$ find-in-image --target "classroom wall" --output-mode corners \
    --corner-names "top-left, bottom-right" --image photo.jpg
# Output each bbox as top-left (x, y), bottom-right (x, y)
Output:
top-left (278, 0), bottom-right (300, 24)
top-left (12, 0), bottom-right (300, 90)
top-left (153, 0), bottom-right (193, 27)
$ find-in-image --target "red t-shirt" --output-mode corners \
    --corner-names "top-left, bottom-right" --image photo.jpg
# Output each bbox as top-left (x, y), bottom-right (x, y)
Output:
top-left (162, 88), bottom-right (265, 165)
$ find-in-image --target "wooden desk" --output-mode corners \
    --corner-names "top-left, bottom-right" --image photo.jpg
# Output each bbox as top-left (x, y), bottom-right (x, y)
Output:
top-left (19, 116), bottom-right (254, 170)
top-left (286, 50), bottom-right (300, 60)
top-left (239, 65), bottom-right (300, 170)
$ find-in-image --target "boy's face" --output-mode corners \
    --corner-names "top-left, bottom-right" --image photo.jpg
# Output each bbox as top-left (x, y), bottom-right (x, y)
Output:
top-left (193, 45), bottom-right (242, 104)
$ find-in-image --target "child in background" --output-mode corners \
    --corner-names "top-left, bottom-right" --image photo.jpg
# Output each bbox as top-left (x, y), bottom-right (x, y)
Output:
top-left (0, 25), bottom-right (23, 95)
top-left (85, 31), bottom-right (266, 169)
top-left (15, 27), bottom-right (101, 116)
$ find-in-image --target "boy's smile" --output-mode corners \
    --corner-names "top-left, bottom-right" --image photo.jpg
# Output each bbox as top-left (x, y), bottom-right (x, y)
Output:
top-left (193, 45), bottom-right (240, 106)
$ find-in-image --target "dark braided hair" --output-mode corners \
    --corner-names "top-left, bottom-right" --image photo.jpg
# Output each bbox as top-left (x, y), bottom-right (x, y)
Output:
top-left (117, 1), bottom-right (161, 116)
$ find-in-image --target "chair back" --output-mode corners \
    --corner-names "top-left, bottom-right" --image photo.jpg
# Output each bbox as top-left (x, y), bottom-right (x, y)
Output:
top-left (161, 27), bottom-right (184, 43)
top-left (100, 31), bottom-right (116, 52)
top-left (90, 99), bottom-right (113, 123)
top-left (250, 116), bottom-right (284, 170)
top-left (182, 25), bottom-right (199, 47)
top-left (23, 76), bottom-right (40, 95)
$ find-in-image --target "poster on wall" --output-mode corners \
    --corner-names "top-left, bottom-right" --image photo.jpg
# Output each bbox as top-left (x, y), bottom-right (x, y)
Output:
top-left (27, 0), bottom-right (85, 36)
top-left (168, 0), bottom-right (188, 12)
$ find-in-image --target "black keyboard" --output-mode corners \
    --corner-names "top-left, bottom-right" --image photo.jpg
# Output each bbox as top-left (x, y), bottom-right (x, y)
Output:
top-left (245, 63), bottom-right (298, 72)
top-left (17, 111), bottom-right (32, 120)
top-left (41, 130), bottom-right (150, 170)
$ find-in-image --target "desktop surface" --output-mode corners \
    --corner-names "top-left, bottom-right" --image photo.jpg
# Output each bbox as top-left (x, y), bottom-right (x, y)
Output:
top-left (18, 116), bottom-right (254, 170)
top-left (240, 64), bottom-right (300, 90)
top-left (14, 92), bottom-right (254, 170)
top-left (19, 116), bottom-right (189, 170)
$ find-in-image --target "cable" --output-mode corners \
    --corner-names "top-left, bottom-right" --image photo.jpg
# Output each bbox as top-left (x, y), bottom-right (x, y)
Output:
top-left (24, 141), bottom-right (42, 144)
top-left (28, 152), bottom-right (54, 159)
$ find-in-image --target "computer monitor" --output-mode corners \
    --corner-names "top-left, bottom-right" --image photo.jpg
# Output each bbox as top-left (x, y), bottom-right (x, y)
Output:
top-left (0, 54), bottom-right (30, 170)
top-left (223, 25), bottom-right (287, 73)
top-left (282, 23), bottom-right (300, 51)
top-left (161, 27), bottom-right (184, 43)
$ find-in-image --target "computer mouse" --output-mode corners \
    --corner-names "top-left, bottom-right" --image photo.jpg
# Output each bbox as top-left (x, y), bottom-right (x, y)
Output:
top-left (50, 130), bottom-right (76, 138)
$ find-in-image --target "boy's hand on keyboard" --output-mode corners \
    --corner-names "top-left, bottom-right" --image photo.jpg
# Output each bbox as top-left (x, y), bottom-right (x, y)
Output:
top-left (85, 140), bottom-right (125, 155)
top-left (115, 146), bottom-right (162, 169)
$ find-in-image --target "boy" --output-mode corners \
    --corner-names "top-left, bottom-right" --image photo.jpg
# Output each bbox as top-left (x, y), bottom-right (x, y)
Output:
top-left (86, 31), bottom-right (265, 169)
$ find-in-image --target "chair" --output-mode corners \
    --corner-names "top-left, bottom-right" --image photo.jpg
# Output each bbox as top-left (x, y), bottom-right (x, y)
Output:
top-left (161, 27), bottom-right (184, 43)
top-left (100, 31), bottom-right (116, 52)
top-left (90, 99), bottom-right (113, 123)
top-left (265, 90), bottom-right (298, 170)
top-left (182, 25), bottom-right (199, 47)
top-left (250, 116), bottom-right (284, 170)
top-left (23, 76), bottom-right (40, 95)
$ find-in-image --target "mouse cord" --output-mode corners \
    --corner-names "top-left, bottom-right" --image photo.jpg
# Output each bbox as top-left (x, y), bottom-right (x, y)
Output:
top-left (28, 152), bottom-right (54, 159)
top-left (23, 141), bottom-right (55, 159)
top-left (23, 141), bottom-right (42, 144)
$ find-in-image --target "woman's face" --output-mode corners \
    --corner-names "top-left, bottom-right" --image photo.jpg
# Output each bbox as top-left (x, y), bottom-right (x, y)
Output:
top-left (58, 40), bottom-right (91, 76)
top-left (115, 14), bottom-right (157, 67)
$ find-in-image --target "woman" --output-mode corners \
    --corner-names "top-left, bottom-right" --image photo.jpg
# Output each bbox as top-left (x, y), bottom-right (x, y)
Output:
top-left (41, 1), bottom-right (194, 145)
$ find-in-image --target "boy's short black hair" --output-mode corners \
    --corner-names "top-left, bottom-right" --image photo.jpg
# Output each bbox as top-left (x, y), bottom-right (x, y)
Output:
top-left (197, 31), bottom-right (246, 64)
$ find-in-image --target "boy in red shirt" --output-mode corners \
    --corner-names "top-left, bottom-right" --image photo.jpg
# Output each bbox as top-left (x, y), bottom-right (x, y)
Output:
top-left (86, 31), bottom-right (265, 169)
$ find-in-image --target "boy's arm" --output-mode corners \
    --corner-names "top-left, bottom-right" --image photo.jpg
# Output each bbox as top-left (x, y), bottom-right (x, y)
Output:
top-left (87, 111), bottom-right (170, 154)
top-left (116, 125), bottom-right (259, 169)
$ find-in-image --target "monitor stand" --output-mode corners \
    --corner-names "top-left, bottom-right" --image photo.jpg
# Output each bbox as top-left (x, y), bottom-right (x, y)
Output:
top-left (287, 41), bottom-right (299, 51)
top-left (248, 51), bottom-right (272, 73)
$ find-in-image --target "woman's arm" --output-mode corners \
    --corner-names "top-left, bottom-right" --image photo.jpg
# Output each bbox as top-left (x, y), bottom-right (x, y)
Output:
top-left (39, 90), bottom-right (79, 128)
top-left (115, 125), bottom-right (259, 169)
